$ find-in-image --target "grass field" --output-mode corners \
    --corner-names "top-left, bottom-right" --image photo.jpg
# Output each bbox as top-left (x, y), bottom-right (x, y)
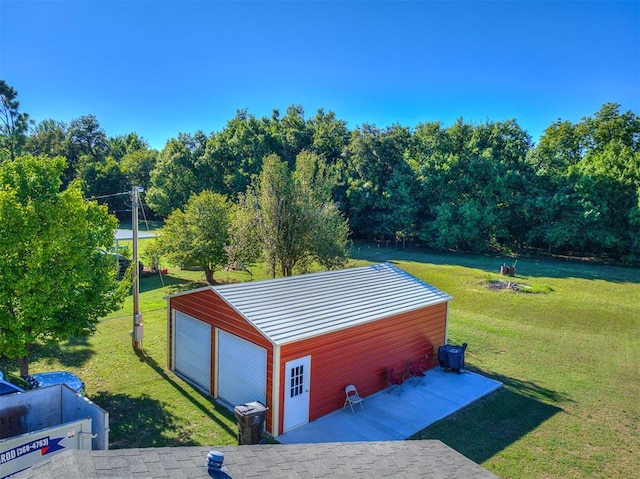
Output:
top-left (4, 243), bottom-right (639, 478)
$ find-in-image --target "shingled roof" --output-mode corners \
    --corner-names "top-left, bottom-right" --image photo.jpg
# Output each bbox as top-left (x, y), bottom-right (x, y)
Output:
top-left (18, 441), bottom-right (498, 479)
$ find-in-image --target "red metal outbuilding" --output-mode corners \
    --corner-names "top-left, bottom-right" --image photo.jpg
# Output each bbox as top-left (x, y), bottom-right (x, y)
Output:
top-left (166, 262), bottom-right (452, 437)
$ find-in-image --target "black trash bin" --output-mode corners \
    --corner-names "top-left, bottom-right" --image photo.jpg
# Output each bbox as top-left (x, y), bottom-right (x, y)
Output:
top-left (438, 343), bottom-right (468, 374)
top-left (234, 401), bottom-right (268, 445)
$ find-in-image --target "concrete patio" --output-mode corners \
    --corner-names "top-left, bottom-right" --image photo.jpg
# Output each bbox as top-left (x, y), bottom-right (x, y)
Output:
top-left (277, 368), bottom-right (503, 444)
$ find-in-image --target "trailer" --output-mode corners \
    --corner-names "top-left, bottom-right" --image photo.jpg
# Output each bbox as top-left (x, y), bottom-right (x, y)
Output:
top-left (0, 384), bottom-right (108, 478)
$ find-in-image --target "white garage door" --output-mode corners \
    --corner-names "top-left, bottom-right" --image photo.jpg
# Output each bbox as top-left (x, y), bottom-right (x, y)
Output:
top-left (174, 311), bottom-right (211, 391)
top-left (217, 330), bottom-right (267, 407)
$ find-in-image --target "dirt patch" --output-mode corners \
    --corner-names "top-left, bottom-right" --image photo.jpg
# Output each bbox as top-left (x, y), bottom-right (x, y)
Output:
top-left (484, 279), bottom-right (553, 294)
top-left (485, 279), bottom-right (537, 293)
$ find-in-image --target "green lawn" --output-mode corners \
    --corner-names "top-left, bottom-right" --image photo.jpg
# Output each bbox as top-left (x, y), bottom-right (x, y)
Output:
top-left (5, 244), bottom-right (639, 478)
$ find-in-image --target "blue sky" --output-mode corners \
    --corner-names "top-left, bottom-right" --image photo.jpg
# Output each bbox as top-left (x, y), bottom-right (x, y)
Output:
top-left (1, 1), bottom-right (638, 150)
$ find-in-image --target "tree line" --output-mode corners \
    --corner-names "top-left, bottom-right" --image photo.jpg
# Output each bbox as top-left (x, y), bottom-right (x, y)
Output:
top-left (2, 80), bottom-right (639, 262)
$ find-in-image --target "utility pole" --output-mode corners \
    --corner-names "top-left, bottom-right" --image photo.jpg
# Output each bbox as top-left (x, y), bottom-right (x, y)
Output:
top-left (131, 185), bottom-right (144, 351)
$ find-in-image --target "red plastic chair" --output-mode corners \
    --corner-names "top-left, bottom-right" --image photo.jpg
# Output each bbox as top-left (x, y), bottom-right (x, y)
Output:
top-left (408, 359), bottom-right (427, 386)
top-left (385, 367), bottom-right (407, 394)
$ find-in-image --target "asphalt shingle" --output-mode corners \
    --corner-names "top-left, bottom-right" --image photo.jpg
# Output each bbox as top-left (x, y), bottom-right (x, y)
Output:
top-left (17, 441), bottom-right (498, 478)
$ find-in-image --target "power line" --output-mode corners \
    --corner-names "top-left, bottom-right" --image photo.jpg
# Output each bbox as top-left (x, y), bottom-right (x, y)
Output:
top-left (138, 194), bottom-right (153, 231)
top-left (87, 191), bottom-right (130, 200)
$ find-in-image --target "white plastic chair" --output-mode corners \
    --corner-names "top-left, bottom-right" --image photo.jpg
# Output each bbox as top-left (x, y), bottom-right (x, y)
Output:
top-left (343, 384), bottom-right (364, 414)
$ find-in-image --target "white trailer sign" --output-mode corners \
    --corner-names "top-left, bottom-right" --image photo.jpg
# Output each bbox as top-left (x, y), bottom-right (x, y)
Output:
top-left (0, 418), bottom-right (93, 478)
top-left (0, 384), bottom-right (108, 478)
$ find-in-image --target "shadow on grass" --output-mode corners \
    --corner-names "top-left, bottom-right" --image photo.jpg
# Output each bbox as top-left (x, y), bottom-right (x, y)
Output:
top-left (91, 391), bottom-right (192, 448)
top-left (139, 272), bottom-right (207, 295)
top-left (409, 370), bottom-right (567, 464)
top-left (135, 350), bottom-right (236, 438)
top-left (25, 336), bottom-right (95, 369)
top-left (89, 351), bottom-right (237, 449)
top-left (476, 369), bottom-right (574, 405)
top-left (353, 241), bottom-right (640, 284)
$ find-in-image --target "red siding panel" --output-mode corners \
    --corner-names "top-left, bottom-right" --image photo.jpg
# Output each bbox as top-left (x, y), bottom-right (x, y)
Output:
top-left (168, 289), bottom-right (276, 433)
top-left (169, 287), bottom-right (449, 436)
top-left (278, 302), bottom-right (447, 431)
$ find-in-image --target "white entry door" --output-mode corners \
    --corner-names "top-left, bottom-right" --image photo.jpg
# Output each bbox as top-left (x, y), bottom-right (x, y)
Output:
top-left (283, 355), bottom-right (311, 432)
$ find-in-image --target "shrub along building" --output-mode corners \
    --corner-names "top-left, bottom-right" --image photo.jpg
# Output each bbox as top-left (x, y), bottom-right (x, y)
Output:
top-left (166, 262), bottom-right (452, 438)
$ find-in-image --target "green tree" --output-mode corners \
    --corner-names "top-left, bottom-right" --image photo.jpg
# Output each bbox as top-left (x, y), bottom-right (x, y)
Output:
top-left (80, 155), bottom-right (128, 215)
top-left (0, 155), bottom-right (128, 374)
top-left (273, 105), bottom-right (313, 166)
top-left (380, 165), bottom-right (421, 245)
top-left (245, 152), bottom-right (350, 277)
top-left (0, 80), bottom-right (30, 162)
top-left (146, 132), bottom-right (207, 216)
top-left (225, 192), bottom-right (262, 275)
top-left (121, 148), bottom-right (158, 193)
top-left (253, 153), bottom-right (303, 277)
top-left (344, 123), bottom-right (413, 239)
top-left (467, 119), bottom-right (534, 247)
top-left (294, 150), bottom-right (350, 270)
top-left (527, 104), bottom-right (640, 258)
top-left (156, 190), bottom-right (231, 284)
top-left (572, 141), bottom-right (640, 257)
top-left (420, 149), bottom-right (502, 251)
top-left (525, 119), bottom-right (584, 253)
top-left (108, 133), bottom-right (149, 162)
top-left (66, 115), bottom-right (109, 183)
top-left (529, 119), bottom-right (583, 174)
top-left (411, 119), bottom-right (533, 251)
top-left (308, 108), bottom-right (350, 166)
top-left (26, 119), bottom-right (69, 158)
top-left (201, 110), bottom-right (277, 196)
top-left (307, 108), bottom-right (351, 210)
top-left (579, 102), bottom-right (640, 153)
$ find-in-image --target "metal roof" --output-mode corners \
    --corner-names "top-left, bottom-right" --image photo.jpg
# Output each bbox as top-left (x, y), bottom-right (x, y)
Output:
top-left (209, 262), bottom-right (452, 346)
